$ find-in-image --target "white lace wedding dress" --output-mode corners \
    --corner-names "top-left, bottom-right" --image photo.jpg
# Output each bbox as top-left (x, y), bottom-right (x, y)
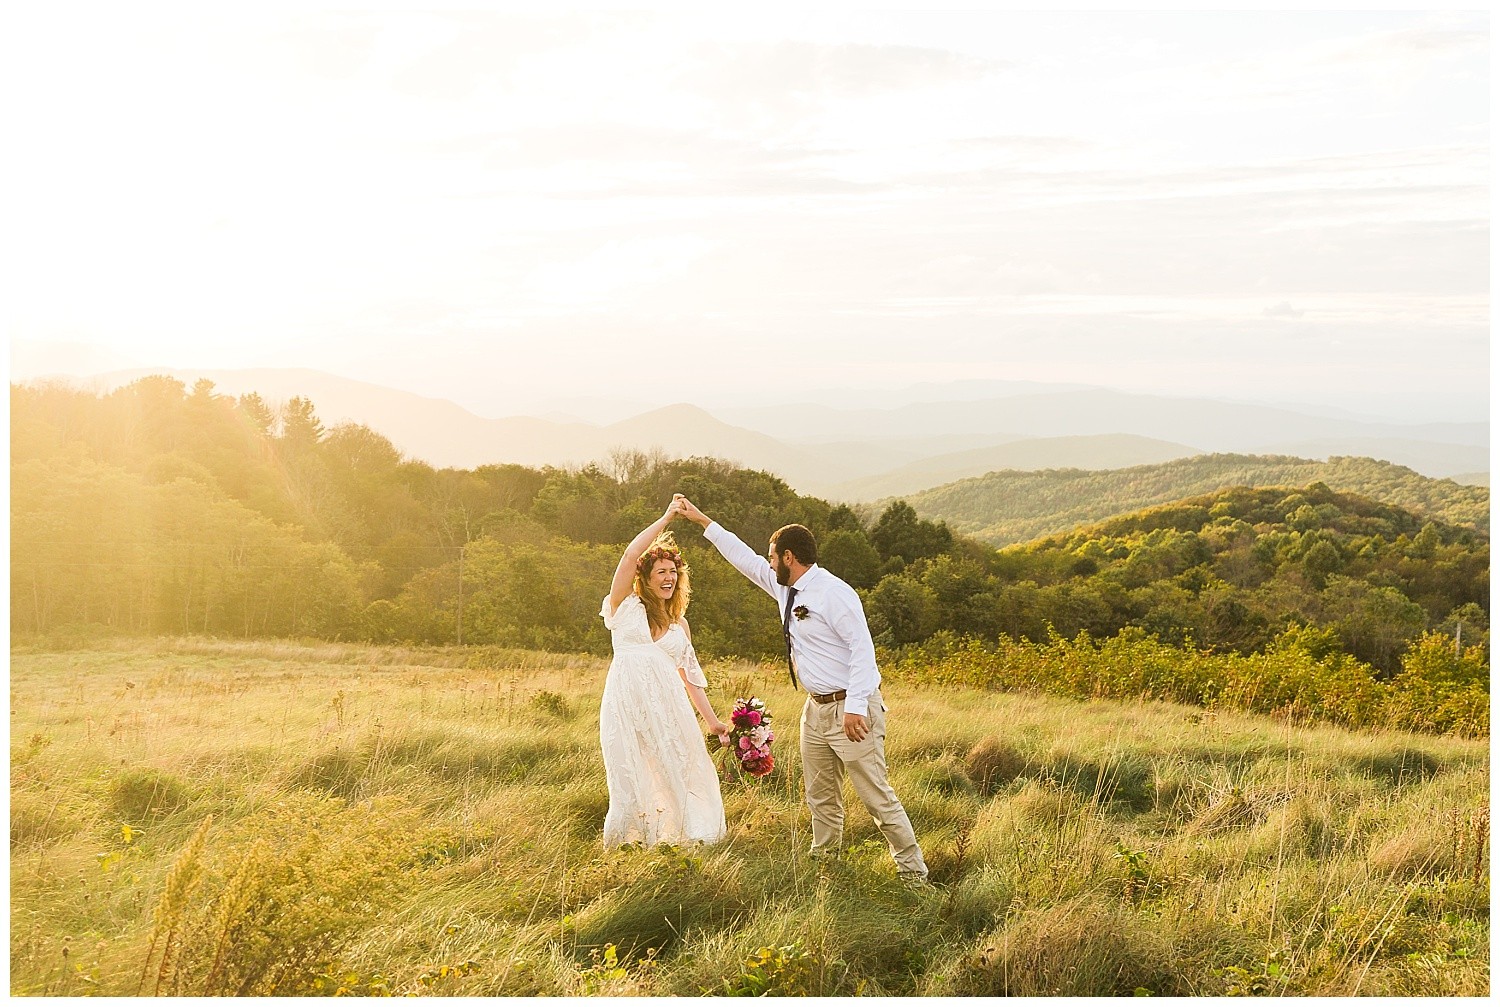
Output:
top-left (598, 593), bottom-right (726, 847)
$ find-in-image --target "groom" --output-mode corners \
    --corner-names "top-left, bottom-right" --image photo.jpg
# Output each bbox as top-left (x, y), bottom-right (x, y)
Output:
top-left (674, 494), bottom-right (928, 883)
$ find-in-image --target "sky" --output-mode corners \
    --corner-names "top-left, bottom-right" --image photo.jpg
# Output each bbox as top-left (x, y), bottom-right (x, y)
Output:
top-left (4, 9), bottom-right (1489, 422)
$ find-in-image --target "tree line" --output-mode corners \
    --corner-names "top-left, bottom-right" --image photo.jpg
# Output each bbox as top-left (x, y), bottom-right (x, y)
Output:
top-left (10, 379), bottom-right (949, 653)
top-left (872, 483), bottom-right (1487, 675)
top-left (10, 379), bottom-right (1489, 686)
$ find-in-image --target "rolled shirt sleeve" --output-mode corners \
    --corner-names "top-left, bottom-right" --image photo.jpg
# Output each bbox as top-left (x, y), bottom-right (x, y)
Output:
top-left (703, 522), bottom-right (781, 600)
top-left (704, 523), bottom-right (881, 711)
top-left (830, 592), bottom-right (880, 717)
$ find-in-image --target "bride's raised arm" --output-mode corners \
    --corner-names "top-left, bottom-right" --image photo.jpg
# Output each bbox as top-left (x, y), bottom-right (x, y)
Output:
top-left (608, 500), bottom-right (681, 613)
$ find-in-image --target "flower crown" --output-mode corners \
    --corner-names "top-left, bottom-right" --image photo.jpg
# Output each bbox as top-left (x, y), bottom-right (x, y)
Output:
top-left (638, 545), bottom-right (683, 573)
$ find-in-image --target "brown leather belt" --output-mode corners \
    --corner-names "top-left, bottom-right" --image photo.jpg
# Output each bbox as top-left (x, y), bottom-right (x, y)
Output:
top-left (810, 690), bottom-right (847, 705)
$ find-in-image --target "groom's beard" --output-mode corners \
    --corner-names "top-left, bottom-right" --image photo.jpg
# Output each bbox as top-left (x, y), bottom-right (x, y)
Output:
top-left (773, 559), bottom-right (791, 586)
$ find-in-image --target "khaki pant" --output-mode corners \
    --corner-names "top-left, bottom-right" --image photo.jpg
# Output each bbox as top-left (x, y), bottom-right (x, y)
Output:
top-left (799, 689), bottom-right (927, 876)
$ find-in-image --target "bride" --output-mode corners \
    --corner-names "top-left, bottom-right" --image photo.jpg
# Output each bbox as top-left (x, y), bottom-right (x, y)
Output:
top-left (598, 499), bottom-right (729, 847)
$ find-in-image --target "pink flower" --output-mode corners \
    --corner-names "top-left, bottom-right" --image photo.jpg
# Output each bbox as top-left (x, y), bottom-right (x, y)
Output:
top-left (744, 710), bottom-right (762, 726)
top-left (739, 744), bottom-right (770, 763)
top-left (738, 737), bottom-right (752, 750)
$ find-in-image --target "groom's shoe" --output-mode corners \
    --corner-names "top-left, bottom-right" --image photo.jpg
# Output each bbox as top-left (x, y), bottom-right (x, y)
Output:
top-left (898, 870), bottom-right (930, 888)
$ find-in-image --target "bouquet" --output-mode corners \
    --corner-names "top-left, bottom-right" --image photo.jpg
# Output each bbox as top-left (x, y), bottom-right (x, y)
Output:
top-left (722, 697), bottom-right (775, 778)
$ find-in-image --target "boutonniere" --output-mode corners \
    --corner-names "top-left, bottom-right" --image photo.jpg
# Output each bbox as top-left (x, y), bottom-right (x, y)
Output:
top-left (793, 605), bottom-right (810, 621)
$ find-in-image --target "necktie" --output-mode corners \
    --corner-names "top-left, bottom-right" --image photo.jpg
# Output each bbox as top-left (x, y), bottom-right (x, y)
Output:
top-left (781, 586), bottom-right (799, 689)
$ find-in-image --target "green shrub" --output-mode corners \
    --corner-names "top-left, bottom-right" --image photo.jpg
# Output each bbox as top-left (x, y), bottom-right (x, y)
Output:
top-left (570, 846), bottom-right (743, 963)
top-left (718, 942), bottom-right (819, 996)
top-left (1349, 746), bottom-right (1445, 786)
top-left (10, 789), bottom-right (88, 848)
top-left (963, 737), bottom-right (1029, 793)
top-left (884, 630), bottom-right (1488, 738)
top-left (109, 767), bottom-right (195, 822)
top-left (955, 901), bottom-right (1181, 995)
top-left (530, 690), bottom-right (571, 718)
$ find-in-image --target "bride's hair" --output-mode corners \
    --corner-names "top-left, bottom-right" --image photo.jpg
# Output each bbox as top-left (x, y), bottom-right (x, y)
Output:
top-left (635, 532), bottom-right (691, 635)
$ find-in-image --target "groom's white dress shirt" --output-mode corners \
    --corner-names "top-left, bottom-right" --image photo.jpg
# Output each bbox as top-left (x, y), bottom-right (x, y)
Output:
top-left (702, 521), bottom-right (881, 717)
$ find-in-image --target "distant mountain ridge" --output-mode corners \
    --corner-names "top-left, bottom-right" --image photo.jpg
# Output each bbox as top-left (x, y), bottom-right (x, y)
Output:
top-left (22, 367), bottom-right (1487, 497)
top-left (825, 434), bottom-right (1202, 500)
top-left (34, 369), bottom-right (866, 488)
top-left (719, 388), bottom-right (1488, 448)
top-left (900, 454), bottom-right (1489, 547)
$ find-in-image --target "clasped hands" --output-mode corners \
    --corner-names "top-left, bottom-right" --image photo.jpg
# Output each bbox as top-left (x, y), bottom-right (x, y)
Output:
top-left (666, 493), bottom-right (709, 527)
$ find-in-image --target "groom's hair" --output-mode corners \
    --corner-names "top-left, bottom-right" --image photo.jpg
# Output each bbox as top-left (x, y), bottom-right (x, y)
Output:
top-left (771, 524), bottom-right (817, 565)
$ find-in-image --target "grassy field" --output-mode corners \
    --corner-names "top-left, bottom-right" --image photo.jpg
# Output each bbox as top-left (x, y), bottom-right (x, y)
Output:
top-left (10, 638), bottom-right (1490, 996)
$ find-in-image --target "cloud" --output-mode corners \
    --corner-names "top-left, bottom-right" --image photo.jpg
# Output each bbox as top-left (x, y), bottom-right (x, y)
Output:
top-left (479, 125), bottom-right (846, 173)
top-left (404, 125), bottom-right (872, 202)
top-left (265, 15), bottom-right (382, 81)
top-left (387, 20), bottom-right (569, 101)
top-left (692, 39), bottom-right (1006, 96)
top-left (951, 134), bottom-right (1094, 157)
top-left (541, 171), bottom-right (878, 201)
top-left (1107, 14), bottom-right (1486, 117)
top-left (885, 144), bottom-right (1486, 225)
top-left (673, 40), bottom-right (1007, 133)
top-left (525, 234), bottom-right (717, 307)
top-left (1337, 26), bottom-right (1487, 62)
top-left (384, 12), bottom-right (642, 101)
top-left (1263, 301), bottom-right (1306, 319)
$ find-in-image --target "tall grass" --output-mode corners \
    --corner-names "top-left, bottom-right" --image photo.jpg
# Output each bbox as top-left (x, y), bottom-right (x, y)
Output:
top-left (10, 638), bottom-right (1489, 996)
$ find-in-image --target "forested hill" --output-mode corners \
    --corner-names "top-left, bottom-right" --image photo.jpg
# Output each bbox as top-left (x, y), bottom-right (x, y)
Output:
top-left (967, 481), bottom-right (1487, 668)
top-left (901, 453), bottom-right (1489, 546)
top-left (11, 377), bottom-right (948, 656)
top-left (9, 379), bottom-right (1488, 699)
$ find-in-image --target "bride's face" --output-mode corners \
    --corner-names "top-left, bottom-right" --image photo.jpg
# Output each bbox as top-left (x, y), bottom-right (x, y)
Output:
top-left (646, 559), bottom-right (679, 599)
